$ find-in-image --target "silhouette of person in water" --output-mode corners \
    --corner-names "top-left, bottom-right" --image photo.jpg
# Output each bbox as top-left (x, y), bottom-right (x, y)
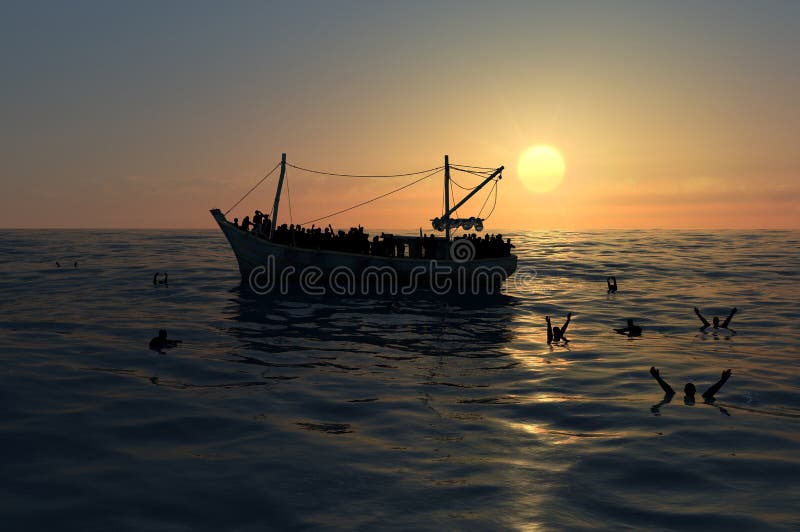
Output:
top-left (546, 312), bottom-right (572, 344)
top-left (650, 366), bottom-right (731, 406)
top-left (607, 276), bottom-right (618, 293)
top-left (149, 329), bottom-right (181, 353)
top-left (615, 318), bottom-right (642, 337)
top-left (694, 307), bottom-right (737, 330)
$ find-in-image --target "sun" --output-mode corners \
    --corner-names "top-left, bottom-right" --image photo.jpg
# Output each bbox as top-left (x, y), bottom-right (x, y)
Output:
top-left (517, 145), bottom-right (566, 193)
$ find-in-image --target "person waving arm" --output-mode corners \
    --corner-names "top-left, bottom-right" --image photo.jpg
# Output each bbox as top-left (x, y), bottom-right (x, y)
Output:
top-left (650, 367), bottom-right (675, 395)
top-left (561, 312), bottom-right (572, 335)
top-left (721, 308), bottom-right (737, 329)
top-left (694, 307), bottom-right (710, 329)
top-left (702, 369), bottom-right (732, 399)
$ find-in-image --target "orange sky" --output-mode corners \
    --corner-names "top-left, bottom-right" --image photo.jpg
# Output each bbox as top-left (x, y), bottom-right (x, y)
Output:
top-left (1, 2), bottom-right (798, 229)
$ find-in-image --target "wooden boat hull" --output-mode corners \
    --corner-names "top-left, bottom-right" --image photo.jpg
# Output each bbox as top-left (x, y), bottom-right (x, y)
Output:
top-left (211, 209), bottom-right (517, 292)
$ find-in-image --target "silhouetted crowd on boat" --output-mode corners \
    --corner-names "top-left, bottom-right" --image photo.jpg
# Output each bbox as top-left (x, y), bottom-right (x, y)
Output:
top-left (232, 211), bottom-right (513, 259)
top-left (453, 233), bottom-right (515, 259)
top-left (235, 210), bottom-right (272, 239)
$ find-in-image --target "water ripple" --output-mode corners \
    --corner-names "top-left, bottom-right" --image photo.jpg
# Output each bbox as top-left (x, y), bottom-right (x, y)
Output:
top-left (0, 229), bottom-right (799, 529)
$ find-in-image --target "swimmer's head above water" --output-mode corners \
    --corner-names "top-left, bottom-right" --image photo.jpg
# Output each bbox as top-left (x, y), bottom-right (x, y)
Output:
top-left (683, 382), bottom-right (696, 398)
top-left (650, 367), bottom-right (731, 403)
top-left (695, 307), bottom-right (737, 330)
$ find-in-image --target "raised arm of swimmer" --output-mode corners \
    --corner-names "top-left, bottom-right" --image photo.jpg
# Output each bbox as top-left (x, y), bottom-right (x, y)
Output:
top-left (546, 316), bottom-right (553, 344)
top-left (721, 308), bottom-right (737, 329)
top-left (650, 367), bottom-right (675, 395)
top-left (561, 312), bottom-right (572, 335)
top-left (702, 369), bottom-right (732, 399)
top-left (694, 307), bottom-right (710, 328)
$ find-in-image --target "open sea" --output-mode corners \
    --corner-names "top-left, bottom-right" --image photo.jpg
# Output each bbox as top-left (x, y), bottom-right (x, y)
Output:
top-left (1, 229), bottom-right (799, 531)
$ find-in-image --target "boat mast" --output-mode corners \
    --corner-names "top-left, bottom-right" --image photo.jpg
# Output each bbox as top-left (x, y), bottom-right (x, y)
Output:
top-left (271, 153), bottom-right (287, 229)
top-left (444, 154), bottom-right (450, 241)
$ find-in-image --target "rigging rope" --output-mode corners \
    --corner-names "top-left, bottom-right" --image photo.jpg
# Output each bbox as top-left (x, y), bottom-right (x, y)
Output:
top-left (451, 163), bottom-right (496, 171)
top-left (450, 165), bottom-right (495, 177)
top-left (447, 165), bottom-right (500, 225)
top-left (441, 178), bottom-right (445, 218)
top-left (224, 162), bottom-right (281, 216)
top-left (450, 181), bottom-right (460, 219)
top-left (480, 180), bottom-right (499, 220)
top-left (285, 170), bottom-right (294, 225)
top-left (449, 175), bottom-right (476, 190)
top-left (286, 163), bottom-right (443, 179)
top-left (449, 164), bottom-right (497, 191)
top-left (477, 180), bottom-right (497, 218)
top-left (300, 168), bottom-right (442, 226)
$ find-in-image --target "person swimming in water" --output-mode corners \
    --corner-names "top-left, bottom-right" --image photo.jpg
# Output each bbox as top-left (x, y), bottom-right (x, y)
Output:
top-left (546, 312), bottom-right (572, 344)
top-left (607, 276), bottom-right (618, 293)
top-left (649, 366), bottom-right (732, 404)
top-left (694, 307), bottom-right (737, 330)
top-left (149, 329), bottom-right (181, 353)
top-left (615, 318), bottom-right (642, 337)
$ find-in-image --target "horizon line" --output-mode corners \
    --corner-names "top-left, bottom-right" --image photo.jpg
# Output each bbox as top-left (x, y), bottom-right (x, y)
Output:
top-left (2, 226), bottom-right (798, 231)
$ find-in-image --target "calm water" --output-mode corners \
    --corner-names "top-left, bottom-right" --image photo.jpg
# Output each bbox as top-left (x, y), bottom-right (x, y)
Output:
top-left (1, 229), bottom-right (799, 530)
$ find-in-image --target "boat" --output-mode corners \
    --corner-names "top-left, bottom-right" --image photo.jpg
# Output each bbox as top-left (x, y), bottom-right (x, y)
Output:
top-left (211, 154), bottom-right (517, 295)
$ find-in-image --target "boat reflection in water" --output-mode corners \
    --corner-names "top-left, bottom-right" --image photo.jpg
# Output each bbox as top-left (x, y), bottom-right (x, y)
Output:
top-left (229, 282), bottom-right (518, 360)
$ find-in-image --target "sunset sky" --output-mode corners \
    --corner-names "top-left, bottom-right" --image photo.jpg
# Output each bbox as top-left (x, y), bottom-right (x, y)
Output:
top-left (1, 1), bottom-right (798, 229)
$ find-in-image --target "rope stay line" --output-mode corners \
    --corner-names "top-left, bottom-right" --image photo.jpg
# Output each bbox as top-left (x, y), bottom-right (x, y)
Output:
top-left (477, 180), bottom-right (498, 218)
top-left (450, 181), bottom-right (460, 219)
top-left (224, 162), bottom-right (281, 216)
top-left (286, 162), bottom-right (443, 179)
top-left (450, 163), bottom-right (496, 171)
top-left (285, 170), bottom-right (294, 225)
top-left (225, 158), bottom-right (501, 229)
top-left (449, 164), bottom-right (498, 190)
top-left (449, 175), bottom-right (479, 190)
top-left (480, 180), bottom-right (499, 220)
top-left (448, 173), bottom-right (500, 223)
top-left (300, 168), bottom-right (443, 226)
top-left (450, 165), bottom-right (495, 177)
